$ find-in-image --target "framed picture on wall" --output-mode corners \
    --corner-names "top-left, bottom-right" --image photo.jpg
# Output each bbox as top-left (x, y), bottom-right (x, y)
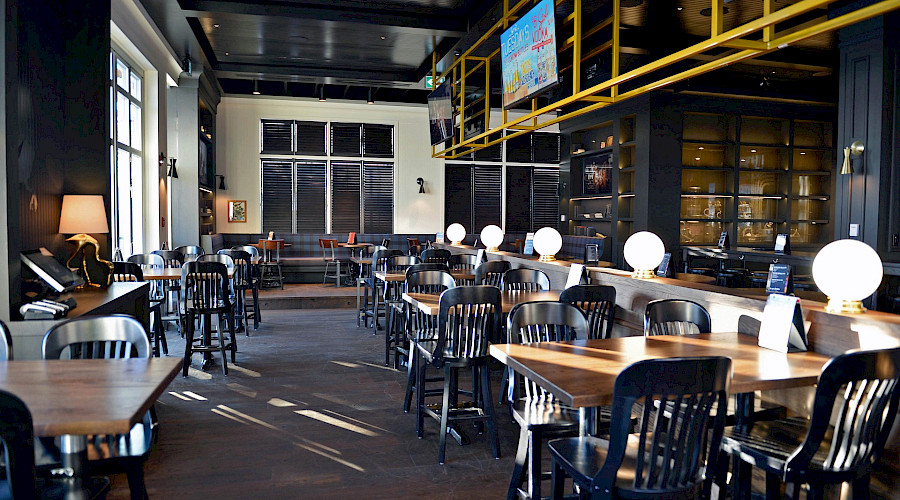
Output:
top-left (583, 152), bottom-right (612, 195)
top-left (228, 200), bottom-right (247, 223)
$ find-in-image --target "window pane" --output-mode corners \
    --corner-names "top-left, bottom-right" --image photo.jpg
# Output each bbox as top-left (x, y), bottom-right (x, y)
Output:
top-left (116, 58), bottom-right (129, 89)
top-left (130, 101), bottom-right (142, 150)
top-left (533, 167), bottom-right (560, 230)
top-left (473, 165), bottom-right (501, 233)
top-left (261, 160), bottom-right (294, 232)
top-left (331, 123), bottom-right (362, 156)
top-left (296, 160), bottom-right (327, 233)
top-left (331, 160), bottom-right (361, 232)
top-left (296, 121), bottom-right (326, 155)
top-left (129, 71), bottom-right (141, 100)
top-left (116, 148), bottom-right (132, 256)
top-left (362, 124), bottom-right (393, 158)
top-left (445, 164), bottom-right (473, 230)
top-left (260, 120), bottom-right (293, 154)
top-left (506, 166), bottom-right (532, 232)
top-left (116, 92), bottom-right (130, 146)
top-left (363, 162), bottom-right (393, 233)
top-left (130, 153), bottom-right (143, 254)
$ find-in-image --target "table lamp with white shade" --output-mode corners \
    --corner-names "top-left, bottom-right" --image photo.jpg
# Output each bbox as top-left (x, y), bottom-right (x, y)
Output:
top-left (58, 195), bottom-right (113, 286)
top-left (533, 227), bottom-right (562, 262)
top-left (446, 223), bottom-right (466, 246)
top-left (480, 225), bottom-right (504, 252)
top-left (623, 231), bottom-right (665, 279)
top-left (812, 239), bottom-right (883, 314)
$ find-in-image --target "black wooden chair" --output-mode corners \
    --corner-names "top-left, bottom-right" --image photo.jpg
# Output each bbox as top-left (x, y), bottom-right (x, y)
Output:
top-left (449, 253), bottom-right (479, 270)
top-left (502, 268), bottom-right (551, 292)
top-left (474, 260), bottom-right (511, 287)
top-left (41, 315), bottom-right (153, 500)
top-left (0, 320), bottom-right (13, 361)
top-left (420, 248), bottom-right (451, 266)
top-left (149, 250), bottom-right (185, 333)
top-left (643, 298), bottom-right (711, 336)
top-left (560, 284), bottom-right (617, 340)
top-left (364, 248), bottom-right (402, 330)
top-left (375, 255), bottom-right (420, 337)
top-left (548, 356), bottom-right (732, 500)
top-left (0, 389), bottom-right (111, 500)
top-left (416, 285), bottom-right (502, 464)
top-left (401, 269), bottom-right (456, 410)
top-left (218, 249), bottom-right (259, 333)
top-left (113, 261), bottom-right (167, 355)
top-left (716, 347), bottom-right (900, 500)
top-left (506, 301), bottom-right (590, 500)
top-left (181, 261), bottom-right (237, 376)
top-left (174, 245), bottom-right (204, 262)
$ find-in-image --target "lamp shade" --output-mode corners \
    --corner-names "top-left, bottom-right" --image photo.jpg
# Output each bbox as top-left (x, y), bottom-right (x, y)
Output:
top-left (480, 225), bottom-right (504, 251)
top-left (446, 223), bottom-right (466, 245)
top-left (533, 227), bottom-right (562, 262)
top-left (812, 239), bottom-right (883, 313)
top-left (624, 231), bottom-right (665, 278)
top-left (59, 195), bottom-right (109, 234)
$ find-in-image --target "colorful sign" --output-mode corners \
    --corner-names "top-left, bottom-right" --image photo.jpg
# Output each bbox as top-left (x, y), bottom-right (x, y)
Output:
top-left (425, 75), bottom-right (446, 89)
top-left (500, 0), bottom-right (558, 108)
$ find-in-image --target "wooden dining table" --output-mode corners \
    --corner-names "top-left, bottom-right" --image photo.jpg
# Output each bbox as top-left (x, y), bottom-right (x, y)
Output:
top-left (402, 289), bottom-right (562, 315)
top-left (490, 332), bottom-right (832, 499)
top-left (0, 358), bottom-right (182, 497)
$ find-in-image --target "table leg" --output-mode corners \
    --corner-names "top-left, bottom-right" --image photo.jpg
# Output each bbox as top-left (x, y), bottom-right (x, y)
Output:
top-left (201, 314), bottom-right (214, 370)
top-left (578, 407), bottom-right (597, 437)
top-left (731, 392), bottom-right (754, 500)
top-left (60, 435), bottom-right (89, 500)
top-left (371, 281), bottom-right (380, 335)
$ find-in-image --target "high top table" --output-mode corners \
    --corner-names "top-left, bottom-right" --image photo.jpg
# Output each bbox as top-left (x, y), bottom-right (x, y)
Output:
top-left (0, 357), bottom-right (182, 498)
top-left (490, 333), bottom-right (832, 499)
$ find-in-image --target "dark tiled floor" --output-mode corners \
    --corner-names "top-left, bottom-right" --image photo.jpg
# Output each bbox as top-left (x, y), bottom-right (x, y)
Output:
top-left (109, 309), bottom-right (518, 499)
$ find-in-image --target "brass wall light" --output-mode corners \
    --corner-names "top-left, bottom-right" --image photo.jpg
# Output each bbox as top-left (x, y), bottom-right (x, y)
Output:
top-left (416, 177), bottom-right (425, 193)
top-left (841, 140), bottom-right (864, 175)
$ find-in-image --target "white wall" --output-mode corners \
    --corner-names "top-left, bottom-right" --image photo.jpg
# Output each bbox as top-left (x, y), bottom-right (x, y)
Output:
top-left (215, 96), bottom-right (445, 234)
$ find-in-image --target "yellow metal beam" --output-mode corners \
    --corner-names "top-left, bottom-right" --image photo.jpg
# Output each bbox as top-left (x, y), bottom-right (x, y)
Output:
top-left (712, 0), bottom-right (724, 37)
top-left (612, 0), bottom-right (620, 98)
top-left (763, 0), bottom-right (775, 42)
top-left (573, 0), bottom-right (582, 95)
top-left (579, 96), bottom-right (616, 103)
top-left (432, 0), bottom-right (900, 158)
top-left (721, 39), bottom-right (768, 50)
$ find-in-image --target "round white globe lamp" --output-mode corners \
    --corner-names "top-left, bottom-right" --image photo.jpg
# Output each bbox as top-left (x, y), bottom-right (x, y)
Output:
top-left (533, 227), bottom-right (563, 262)
top-left (623, 231), bottom-right (665, 279)
top-left (480, 225), bottom-right (504, 252)
top-left (446, 223), bottom-right (466, 246)
top-left (812, 239), bottom-right (883, 314)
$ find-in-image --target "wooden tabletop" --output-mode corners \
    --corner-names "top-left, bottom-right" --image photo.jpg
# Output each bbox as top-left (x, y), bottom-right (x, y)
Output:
top-left (142, 268), bottom-right (236, 280)
top-left (490, 333), bottom-right (831, 408)
top-left (374, 270), bottom-right (476, 282)
top-left (338, 243), bottom-right (372, 249)
top-left (403, 289), bottom-right (561, 315)
top-left (352, 258), bottom-right (372, 265)
top-left (0, 358), bottom-right (182, 436)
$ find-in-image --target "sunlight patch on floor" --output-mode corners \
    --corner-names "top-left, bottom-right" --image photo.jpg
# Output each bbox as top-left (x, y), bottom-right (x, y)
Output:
top-left (228, 364), bottom-right (262, 377)
top-left (187, 367), bottom-right (213, 380)
top-left (183, 391), bottom-right (208, 401)
top-left (295, 409), bottom-right (379, 436)
top-left (217, 405), bottom-right (279, 431)
top-left (330, 361), bottom-right (360, 368)
top-left (356, 361), bottom-right (401, 372)
top-left (226, 383), bottom-right (258, 398)
top-left (168, 392), bottom-right (191, 401)
top-left (267, 398), bottom-right (297, 407)
top-left (321, 409), bottom-right (391, 434)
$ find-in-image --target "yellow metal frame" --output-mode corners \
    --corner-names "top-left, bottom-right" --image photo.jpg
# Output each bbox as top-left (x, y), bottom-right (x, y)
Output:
top-left (431, 0), bottom-right (900, 158)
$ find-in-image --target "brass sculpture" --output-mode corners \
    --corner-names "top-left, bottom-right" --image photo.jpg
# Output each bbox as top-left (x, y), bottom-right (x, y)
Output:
top-left (64, 233), bottom-right (112, 287)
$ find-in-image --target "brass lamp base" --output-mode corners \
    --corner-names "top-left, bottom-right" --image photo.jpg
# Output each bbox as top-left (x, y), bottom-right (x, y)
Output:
top-left (825, 298), bottom-right (866, 314)
top-left (487, 246), bottom-right (500, 252)
top-left (450, 241), bottom-right (463, 246)
top-left (538, 254), bottom-right (556, 262)
top-left (65, 233), bottom-right (112, 287)
top-left (631, 269), bottom-right (656, 279)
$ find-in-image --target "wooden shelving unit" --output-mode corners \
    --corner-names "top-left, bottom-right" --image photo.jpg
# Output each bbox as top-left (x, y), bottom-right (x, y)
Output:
top-left (680, 113), bottom-right (834, 247)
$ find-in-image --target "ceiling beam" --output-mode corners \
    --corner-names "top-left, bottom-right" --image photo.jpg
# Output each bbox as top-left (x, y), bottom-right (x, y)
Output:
top-left (180, 0), bottom-right (469, 36)
top-left (215, 62), bottom-right (419, 84)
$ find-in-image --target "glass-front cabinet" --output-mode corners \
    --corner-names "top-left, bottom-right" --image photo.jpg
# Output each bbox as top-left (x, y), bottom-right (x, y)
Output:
top-left (680, 112), bottom-right (833, 247)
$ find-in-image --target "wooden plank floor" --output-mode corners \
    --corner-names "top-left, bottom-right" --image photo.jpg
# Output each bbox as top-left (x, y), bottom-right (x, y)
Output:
top-left (109, 309), bottom-right (518, 499)
top-left (106, 308), bottom-right (900, 499)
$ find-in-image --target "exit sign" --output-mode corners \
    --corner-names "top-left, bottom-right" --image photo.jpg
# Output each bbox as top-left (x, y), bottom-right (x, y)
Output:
top-left (425, 75), bottom-right (445, 89)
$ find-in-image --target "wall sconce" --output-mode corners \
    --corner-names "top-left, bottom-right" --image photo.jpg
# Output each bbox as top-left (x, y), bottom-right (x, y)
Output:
top-left (216, 174), bottom-right (227, 190)
top-left (416, 177), bottom-right (425, 193)
top-left (841, 140), bottom-right (864, 175)
top-left (167, 158), bottom-right (178, 179)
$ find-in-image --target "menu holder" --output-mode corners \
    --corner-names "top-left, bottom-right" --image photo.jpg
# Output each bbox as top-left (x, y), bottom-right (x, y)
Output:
top-left (267, 231), bottom-right (275, 240)
top-left (718, 231), bottom-right (730, 249)
top-left (523, 232), bottom-right (535, 256)
top-left (765, 263), bottom-right (793, 294)
top-left (758, 294), bottom-right (808, 353)
top-left (347, 232), bottom-right (356, 245)
top-left (435, 232), bottom-right (444, 244)
top-left (474, 249), bottom-right (486, 269)
top-left (656, 252), bottom-right (671, 277)
top-left (774, 233), bottom-right (791, 255)
top-left (566, 263), bottom-right (587, 289)
top-left (584, 244), bottom-right (599, 266)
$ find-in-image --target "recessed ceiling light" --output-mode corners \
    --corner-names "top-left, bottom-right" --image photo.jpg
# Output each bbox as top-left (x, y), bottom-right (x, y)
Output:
top-left (750, 149), bottom-right (757, 153)
top-left (224, 52), bottom-right (229, 56)
top-left (800, 152), bottom-right (806, 155)
top-left (698, 147), bottom-right (704, 150)
top-left (213, 24), bottom-right (220, 28)
top-left (677, 6), bottom-right (683, 10)
top-left (380, 36), bottom-right (386, 40)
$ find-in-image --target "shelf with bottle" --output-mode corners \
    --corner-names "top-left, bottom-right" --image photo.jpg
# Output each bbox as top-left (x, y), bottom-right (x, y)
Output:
top-left (680, 221), bottom-right (727, 245)
top-left (739, 116), bottom-right (790, 146)
top-left (736, 220), bottom-right (784, 246)
top-left (683, 143), bottom-right (735, 169)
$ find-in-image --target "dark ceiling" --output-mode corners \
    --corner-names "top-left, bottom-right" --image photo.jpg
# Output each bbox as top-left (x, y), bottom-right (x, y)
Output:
top-left (140, 0), bottom-right (842, 105)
